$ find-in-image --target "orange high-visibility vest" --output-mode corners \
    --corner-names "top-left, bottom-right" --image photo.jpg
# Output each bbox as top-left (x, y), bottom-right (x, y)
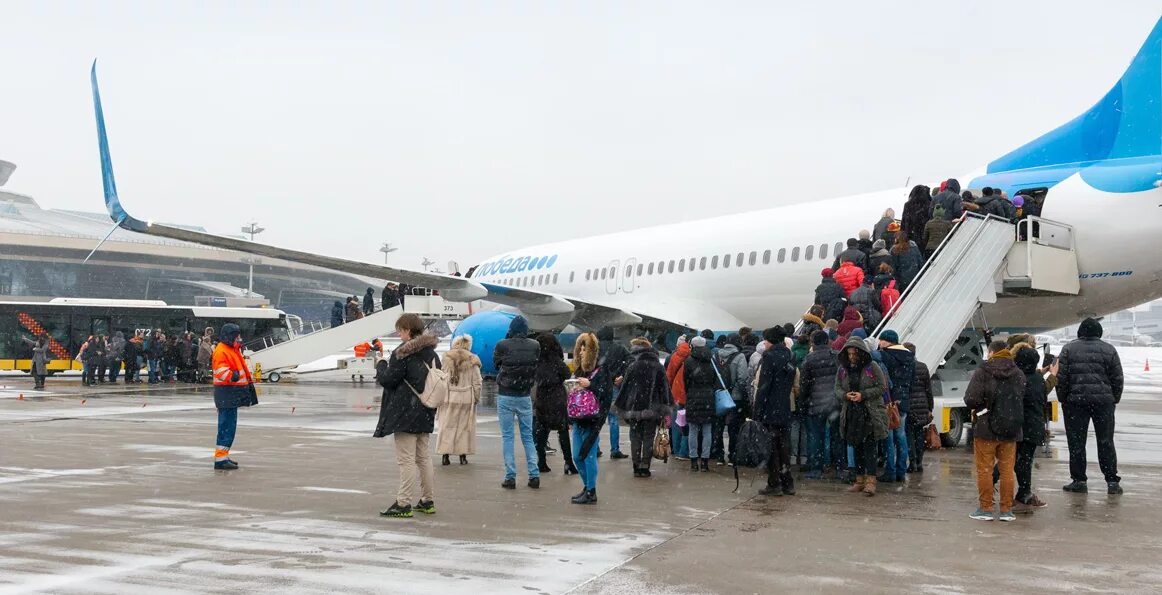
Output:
top-left (212, 342), bottom-right (253, 387)
top-left (354, 342), bottom-right (371, 357)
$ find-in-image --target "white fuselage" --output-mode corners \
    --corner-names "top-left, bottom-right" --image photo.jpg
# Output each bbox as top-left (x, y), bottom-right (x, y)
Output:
top-left (473, 171), bottom-right (1162, 332)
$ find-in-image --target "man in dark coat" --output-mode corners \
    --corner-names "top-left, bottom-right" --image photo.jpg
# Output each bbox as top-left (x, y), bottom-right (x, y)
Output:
top-left (598, 327), bottom-right (631, 459)
top-left (1013, 346), bottom-right (1050, 508)
top-left (832, 238), bottom-right (868, 273)
top-left (814, 268), bottom-right (846, 322)
top-left (753, 326), bottom-right (798, 496)
top-left (800, 330), bottom-right (840, 479)
top-left (1057, 317), bottom-right (1124, 495)
top-left (363, 287), bottom-right (376, 315)
top-left (848, 278), bottom-right (882, 333)
top-left (374, 313), bottom-right (441, 518)
top-left (904, 343), bottom-right (934, 472)
top-left (931, 178), bottom-right (963, 220)
top-left (330, 301), bottom-right (345, 327)
top-left (877, 330), bottom-right (915, 482)
top-left (976, 187), bottom-right (1017, 222)
top-left (492, 315), bottom-right (542, 489)
top-left (381, 283), bottom-right (402, 310)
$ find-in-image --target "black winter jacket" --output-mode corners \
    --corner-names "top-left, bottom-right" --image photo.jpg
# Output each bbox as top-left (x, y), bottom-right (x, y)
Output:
top-left (493, 335), bottom-right (540, 397)
top-left (878, 345), bottom-right (916, 415)
top-left (832, 247), bottom-right (868, 272)
top-left (848, 285), bottom-right (881, 330)
top-left (800, 348), bottom-right (839, 417)
top-left (1057, 337), bottom-right (1123, 407)
top-left (891, 244), bottom-right (925, 289)
top-left (600, 341), bottom-right (632, 382)
top-left (614, 346), bottom-right (673, 422)
top-left (901, 196), bottom-right (931, 246)
top-left (1015, 358), bottom-right (1048, 443)
top-left (907, 360), bottom-right (934, 426)
top-left (683, 346), bottom-right (719, 425)
top-left (932, 187), bottom-right (963, 219)
top-left (374, 334), bottom-right (440, 437)
top-left (814, 278), bottom-right (846, 321)
top-left (977, 195), bottom-right (1016, 222)
top-left (754, 344), bottom-right (797, 428)
top-left (533, 356), bottom-right (570, 430)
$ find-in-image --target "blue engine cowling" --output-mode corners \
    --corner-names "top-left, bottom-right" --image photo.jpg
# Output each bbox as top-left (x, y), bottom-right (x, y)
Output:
top-left (452, 310), bottom-right (518, 376)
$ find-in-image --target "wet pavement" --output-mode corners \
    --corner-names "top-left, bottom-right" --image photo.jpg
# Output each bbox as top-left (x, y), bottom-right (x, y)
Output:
top-left (2, 378), bottom-right (1161, 594)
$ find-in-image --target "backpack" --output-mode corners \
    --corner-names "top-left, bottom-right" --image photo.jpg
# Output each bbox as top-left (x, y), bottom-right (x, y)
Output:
top-left (986, 378), bottom-right (1024, 440)
top-left (717, 351), bottom-right (743, 390)
top-left (404, 358), bottom-right (449, 409)
top-left (732, 420), bottom-right (772, 493)
top-left (880, 281), bottom-right (900, 315)
top-left (567, 367), bottom-right (602, 422)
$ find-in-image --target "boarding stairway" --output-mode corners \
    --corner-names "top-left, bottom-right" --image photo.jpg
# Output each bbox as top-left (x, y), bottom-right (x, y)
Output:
top-left (870, 214), bottom-right (1080, 373)
top-left (245, 306), bottom-right (404, 382)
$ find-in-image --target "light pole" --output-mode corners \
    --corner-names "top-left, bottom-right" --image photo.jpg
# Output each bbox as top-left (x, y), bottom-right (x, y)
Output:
top-left (379, 242), bottom-right (398, 264)
top-left (240, 222), bottom-right (265, 297)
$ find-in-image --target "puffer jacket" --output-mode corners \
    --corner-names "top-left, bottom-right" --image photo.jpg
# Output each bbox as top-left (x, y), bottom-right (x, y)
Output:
top-left (374, 334), bottom-right (440, 437)
top-left (614, 346), bottom-right (673, 422)
top-left (834, 262), bottom-right (865, 296)
top-left (891, 242), bottom-right (925, 290)
top-left (814, 277), bottom-right (845, 313)
top-left (837, 306), bottom-right (864, 338)
top-left (1014, 347), bottom-right (1048, 443)
top-left (878, 345), bottom-right (916, 415)
top-left (931, 179), bottom-right (963, 219)
top-left (964, 350), bottom-right (1026, 442)
top-left (799, 313), bottom-right (825, 341)
top-left (1057, 322), bottom-right (1123, 407)
top-left (836, 339), bottom-right (889, 442)
top-left (868, 248), bottom-right (891, 277)
top-left (493, 335), bottom-right (540, 397)
top-left (924, 217), bottom-right (955, 253)
top-left (907, 359), bottom-right (934, 427)
top-left (682, 346), bottom-right (719, 425)
top-left (666, 341), bottom-right (692, 406)
top-left (847, 285), bottom-right (881, 331)
top-left (800, 348), bottom-right (839, 417)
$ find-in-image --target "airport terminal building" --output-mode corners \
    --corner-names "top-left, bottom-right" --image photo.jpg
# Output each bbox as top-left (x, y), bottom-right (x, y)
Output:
top-left (0, 160), bottom-right (376, 325)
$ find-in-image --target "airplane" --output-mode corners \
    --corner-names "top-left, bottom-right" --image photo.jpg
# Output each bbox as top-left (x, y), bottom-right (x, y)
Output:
top-left (90, 16), bottom-right (1162, 339)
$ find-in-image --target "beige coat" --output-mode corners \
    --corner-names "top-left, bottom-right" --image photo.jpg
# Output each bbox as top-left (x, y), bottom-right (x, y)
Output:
top-left (437, 345), bottom-right (482, 455)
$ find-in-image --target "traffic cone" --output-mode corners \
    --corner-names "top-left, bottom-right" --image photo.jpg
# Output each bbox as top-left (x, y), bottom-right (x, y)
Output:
top-left (17, 393), bottom-right (24, 400)
top-left (1145, 358), bottom-right (1151, 372)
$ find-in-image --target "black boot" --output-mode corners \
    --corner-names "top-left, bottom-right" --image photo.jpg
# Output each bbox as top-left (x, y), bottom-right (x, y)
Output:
top-left (782, 472), bottom-right (796, 496)
top-left (691, 458), bottom-right (700, 471)
top-left (700, 459), bottom-right (710, 472)
top-left (442, 454), bottom-right (450, 466)
top-left (564, 461), bottom-right (579, 475)
top-left (538, 453), bottom-right (551, 473)
top-left (460, 455), bottom-right (468, 465)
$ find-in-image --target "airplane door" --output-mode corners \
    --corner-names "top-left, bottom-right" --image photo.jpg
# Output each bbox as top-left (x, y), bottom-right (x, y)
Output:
top-left (622, 258), bottom-right (637, 294)
top-left (606, 260), bottom-right (619, 295)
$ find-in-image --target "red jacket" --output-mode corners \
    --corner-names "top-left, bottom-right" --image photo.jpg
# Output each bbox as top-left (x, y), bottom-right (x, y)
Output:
top-left (834, 262), bottom-right (865, 296)
top-left (837, 306), bottom-right (864, 337)
top-left (666, 342), bottom-right (691, 406)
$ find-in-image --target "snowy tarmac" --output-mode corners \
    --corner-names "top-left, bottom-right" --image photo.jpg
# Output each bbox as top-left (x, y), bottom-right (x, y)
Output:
top-left (2, 377), bottom-right (1162, 594)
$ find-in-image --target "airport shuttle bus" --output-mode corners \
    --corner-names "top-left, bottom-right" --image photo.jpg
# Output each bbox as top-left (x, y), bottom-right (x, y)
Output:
top-left (0, 298), bottom-right (291, 374)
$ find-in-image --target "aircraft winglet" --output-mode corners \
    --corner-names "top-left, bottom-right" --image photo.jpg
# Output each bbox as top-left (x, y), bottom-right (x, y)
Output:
top-left (90, 60), bottom-right (147, 232)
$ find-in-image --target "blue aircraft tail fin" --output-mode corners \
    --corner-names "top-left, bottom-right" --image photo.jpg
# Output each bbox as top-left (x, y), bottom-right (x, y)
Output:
top-left (984, 17), bottom-right (1161, 193)
top-left (90, 61), bottom-right (146, 231)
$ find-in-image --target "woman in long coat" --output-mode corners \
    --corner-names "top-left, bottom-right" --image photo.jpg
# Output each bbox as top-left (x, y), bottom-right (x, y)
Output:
top-left (22, 335), bottom-right (50, 390)
top-left (437, 334), bottom-right (482, 465)
top-left (532, 333), bottom-right (577, 475)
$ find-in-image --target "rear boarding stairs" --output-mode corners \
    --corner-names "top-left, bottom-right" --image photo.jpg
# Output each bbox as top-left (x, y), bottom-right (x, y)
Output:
top-left (866, 213), bottom-right (1079, 446)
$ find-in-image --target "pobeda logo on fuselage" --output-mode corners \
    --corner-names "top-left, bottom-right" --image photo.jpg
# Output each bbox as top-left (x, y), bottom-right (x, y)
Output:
top-left (476, 254), bottom-right (559, 277)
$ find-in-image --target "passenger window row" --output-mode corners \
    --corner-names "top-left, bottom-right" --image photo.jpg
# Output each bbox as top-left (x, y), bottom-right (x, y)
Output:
top-left (491, 241), bottom-right (842, 288)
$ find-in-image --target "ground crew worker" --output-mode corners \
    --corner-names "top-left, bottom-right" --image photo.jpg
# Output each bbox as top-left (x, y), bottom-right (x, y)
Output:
top-left (212, 323), bottom-right (258, 470)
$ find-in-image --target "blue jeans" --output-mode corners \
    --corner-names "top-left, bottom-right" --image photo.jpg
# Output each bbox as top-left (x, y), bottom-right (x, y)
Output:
top-left (884, 411), bottom-right (908, 477)
top-left (607, 411), bottom-right (621, 453)
top-left (805, 414), bottom-right (829, 472)
top-left (671, 423), bottom-right (688, 458)
top-left (148, 359), bottom-right (159, 383)
top-left (497, 395), bottom-right (538, 480)
top-left (216, 407), bottom-right (238, 456)
top-left (572, 425), bottom-right (598, 489)
top-left (688, 422), bottom-right (712, 459)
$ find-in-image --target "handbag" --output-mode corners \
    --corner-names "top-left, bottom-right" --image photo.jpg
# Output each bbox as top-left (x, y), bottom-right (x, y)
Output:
top-left (886, 401), bottom-right (901, 430)
top-left (675, 408), bottom-right (687, 428)
top-left (653, 425), bottom-right (671, 462)
top-left (925, 423), bottom-right (942, 450)
top-left (711, 358), bottom-right (737, 416)
top-left (566, 367), bottom-right (602, 422)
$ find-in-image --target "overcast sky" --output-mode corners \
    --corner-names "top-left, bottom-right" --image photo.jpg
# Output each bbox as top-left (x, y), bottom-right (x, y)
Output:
top-left (2, 2), bottom-right (1158, 271)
